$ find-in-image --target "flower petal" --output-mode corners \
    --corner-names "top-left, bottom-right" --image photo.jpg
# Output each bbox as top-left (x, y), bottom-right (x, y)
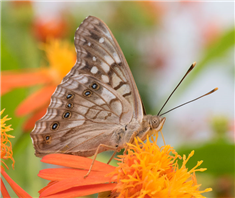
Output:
top-left (39, 181), bottom-right (59, 195)
top-left (39, 170), bottom-right (115, 196)
top-left (1, 177), bottom-right (11, 198)
top-left (23, 107), bottom-right (47, 131)
top-left (1, 168), bottom-right (32, 198)
top-left (40, 183), bottom-right (117, 198)
top-left (38, 168), bottom-right (115, 182)
top-left (41, 154), bottom-right (116, 173)
top-left (16, 85), bottom-right (56, 116)
top-left (1, 70), bottom-right (52, 94)
top-left (1, 86), bottom-right (11, 95)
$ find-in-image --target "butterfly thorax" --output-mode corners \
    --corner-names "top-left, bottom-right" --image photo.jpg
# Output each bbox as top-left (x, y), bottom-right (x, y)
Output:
top-left (113, 115), bottom-right (166, 149)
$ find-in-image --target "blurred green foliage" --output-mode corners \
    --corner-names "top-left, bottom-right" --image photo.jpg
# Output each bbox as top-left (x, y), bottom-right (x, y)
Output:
top-left (178, 142), bottom-right (234, 175)
top-left (178, 115), bottom-right (234, 175)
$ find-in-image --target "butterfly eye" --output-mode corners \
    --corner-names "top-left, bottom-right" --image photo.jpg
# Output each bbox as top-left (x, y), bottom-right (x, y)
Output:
top-left (151, 117), bottom-right (160, 129)
top-left (66, 103), bottom-right (73, 108)
top-left (125, 125), bottom-right (127, 131)
top-left (44, 135), bottom-right (51, 143)
top-left (63, 111), bottom-right (71, 119)
top-left (90, 82), bottom-right (100, 90)
top-left (66, 93), bottom-right (74, 100)
top-left (83, 89), bottom-right (92, 97)
top-left (51, 122), bottom-right (59, 130)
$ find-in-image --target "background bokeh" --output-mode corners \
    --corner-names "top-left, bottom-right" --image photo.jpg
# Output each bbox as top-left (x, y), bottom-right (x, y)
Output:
top-left (1, 1), bottom-right (234, 197)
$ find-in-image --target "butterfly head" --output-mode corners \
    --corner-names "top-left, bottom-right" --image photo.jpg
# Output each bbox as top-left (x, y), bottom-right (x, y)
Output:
top-left (149, 115), bottom-right (166, 132)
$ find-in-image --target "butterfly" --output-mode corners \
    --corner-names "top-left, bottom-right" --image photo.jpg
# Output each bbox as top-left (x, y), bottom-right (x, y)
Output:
top-left (30, 16), bottom-right (217, 177)
top-left (31, 15), bottom-right (165, 159)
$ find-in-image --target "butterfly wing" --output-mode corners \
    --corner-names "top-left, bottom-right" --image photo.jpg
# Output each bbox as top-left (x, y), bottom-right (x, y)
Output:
top-left (31, 74), bottom-right (133, 157)
top-left (31, 16), bottom-right (144, 157)
top-left (69, 16), bottom-right (144, 121)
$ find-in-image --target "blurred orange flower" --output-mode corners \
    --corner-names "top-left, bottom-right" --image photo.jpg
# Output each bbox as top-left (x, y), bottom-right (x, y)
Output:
top-left (0, 109), bottom-right (32, 198)
top-left (137, 1), bottom-right (166, 23)
top-left (201, 22), bottom-right (221, 47)
top-left (11, 0), bottom-right (32, 7)
top-left (1, 39), bottom-right (76, 131)
top-left (32, 17), bottom-right (67, 42)
top-left (38, 134), bottom-right (212, 198)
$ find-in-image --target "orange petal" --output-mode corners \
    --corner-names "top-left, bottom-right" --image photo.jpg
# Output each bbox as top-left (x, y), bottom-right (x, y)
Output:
top-left (16, 85), bottom-right (56, 116)
top-left (38, 168), bottom-right (115, 181)
top-left (1, 177), bottom-right (10, 198)
top-left (0, 160), bottom-right (9, 170)
top-left (1, 86), bottom-right (11, 95)
top-left (39, 181), bottom-right (59, 195)
top-left (40, 170), bottom-right (115, 196)
top-left (1, 70), bottom-right (52, 94)
top-left (40, 183), bottom-right (116, 198)
top-left (23, 107), bottom-right (47, 131)
top-left (41, 154), bottom-right (116, 173)
top-left (1, 169), bottom-right (32, 198)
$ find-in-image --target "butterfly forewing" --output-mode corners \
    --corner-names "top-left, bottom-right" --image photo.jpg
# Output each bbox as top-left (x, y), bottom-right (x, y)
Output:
top-left (66, 16), bottom-right (144, 120)
top-left (31, 16), bottom-right (144, 157)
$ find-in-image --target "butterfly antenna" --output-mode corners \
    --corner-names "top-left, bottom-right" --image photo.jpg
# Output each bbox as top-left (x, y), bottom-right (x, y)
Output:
top-left (159, 87), bottom-right (218, 116)
top-left (157, 62), bottom-right (196, 116)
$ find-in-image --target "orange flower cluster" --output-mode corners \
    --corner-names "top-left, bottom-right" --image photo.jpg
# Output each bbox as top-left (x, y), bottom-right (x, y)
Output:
top-left (0, 109), bottom-right (32, 198)
top-left (110, 136), bottom-right (212, 198)
top-left (38, 134), bottom-right (212, 198)
top-left (1, 109), bottom-right (15, 169)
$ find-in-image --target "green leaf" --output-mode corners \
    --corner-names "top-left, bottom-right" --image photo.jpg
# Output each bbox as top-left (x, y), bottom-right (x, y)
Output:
top-left (177, 142), bottom-right (235, 176)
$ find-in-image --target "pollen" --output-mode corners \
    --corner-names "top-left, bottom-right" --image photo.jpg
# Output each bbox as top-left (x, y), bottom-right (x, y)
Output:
top-left (1, 109), bottom-right (15, 169)
top-left (109, 134), bottom-right (212, 198)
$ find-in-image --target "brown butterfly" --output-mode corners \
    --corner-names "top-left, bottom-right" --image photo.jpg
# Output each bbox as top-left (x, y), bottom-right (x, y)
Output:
top-left (30, 16), bottom-right (217, 177)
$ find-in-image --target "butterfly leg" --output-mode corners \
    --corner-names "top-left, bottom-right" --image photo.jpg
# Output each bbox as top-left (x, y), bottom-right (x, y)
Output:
top-left (123, 130), bottom-right (139, 155)
top-left (107, 151), bottom-right (117, 164)
top-left (84, 144), bottom-right (120, 178)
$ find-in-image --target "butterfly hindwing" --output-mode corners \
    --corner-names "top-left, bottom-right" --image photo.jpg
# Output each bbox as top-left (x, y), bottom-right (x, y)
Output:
top-left (31, 74), bottom-right (133, 156)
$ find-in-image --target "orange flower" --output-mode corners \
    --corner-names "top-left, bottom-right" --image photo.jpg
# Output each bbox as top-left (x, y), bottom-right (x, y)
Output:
top-left (38, 134), bottom-right (212, 198)
top-left (1, 167), bottom-right (32, 198)
top-left (1, 39), bottom-right (76, 131)
top-left (110, 135), bottom-right (212, 198)
top-left (1, 109), bottom-right (15, 169)
top-left (0, 109), bottom-right (32, 198)
top-left (38, 154), bottom-right (116, 198)
top-left (32, 17), bottom-right (67, 42)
